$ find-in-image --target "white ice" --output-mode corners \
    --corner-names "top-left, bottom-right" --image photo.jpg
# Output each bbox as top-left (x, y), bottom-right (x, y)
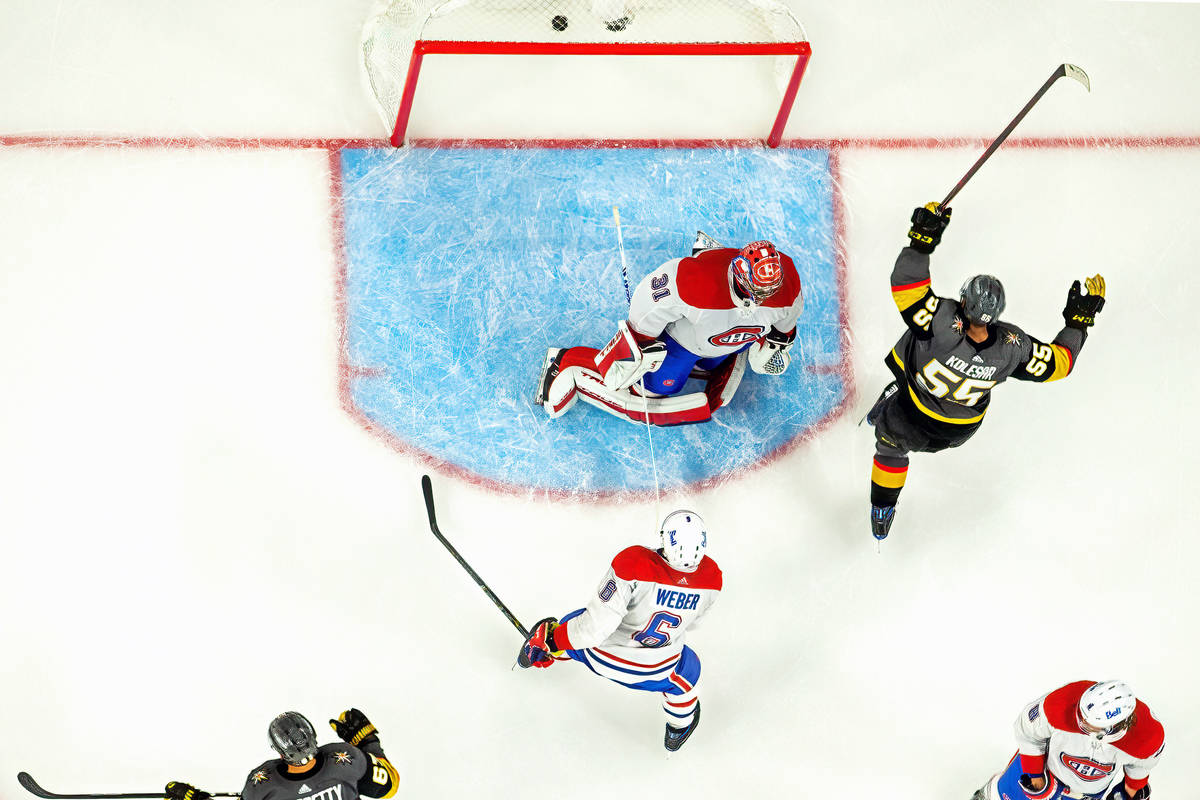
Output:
top-left (2, 2), bottom-right (1199, 799)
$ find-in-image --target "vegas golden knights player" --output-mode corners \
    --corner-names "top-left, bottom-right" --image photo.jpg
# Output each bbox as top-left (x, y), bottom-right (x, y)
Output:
top-left (866, 203), bottom-right (1106, 540)
top-left (165, 710), bottom-right (398, 800)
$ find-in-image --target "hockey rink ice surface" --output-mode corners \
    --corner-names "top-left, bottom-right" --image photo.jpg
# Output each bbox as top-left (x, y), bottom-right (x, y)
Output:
top-left (2, 2), bottom-right (1199, 800)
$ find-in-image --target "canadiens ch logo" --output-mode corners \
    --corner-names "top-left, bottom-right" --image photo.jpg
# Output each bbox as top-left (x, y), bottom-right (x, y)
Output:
top-left (753, 260), bottom-right (780, 283)
top-left (1059, 753), bottom-right (1116, 781)
top-left (709, 326), bottom-right (765, 347)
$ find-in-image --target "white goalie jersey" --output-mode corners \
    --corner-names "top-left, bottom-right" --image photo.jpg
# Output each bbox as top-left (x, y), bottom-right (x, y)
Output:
top-left (553, 545), bottom-right (722, 667)
top-left (627, 248), bottom-right (803, 359)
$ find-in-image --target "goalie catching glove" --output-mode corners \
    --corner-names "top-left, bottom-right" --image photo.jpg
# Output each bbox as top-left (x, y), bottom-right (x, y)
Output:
top-left (747, 327), bottom-right (796, 375)
top-left (595, 320), bottom-right (666, 390)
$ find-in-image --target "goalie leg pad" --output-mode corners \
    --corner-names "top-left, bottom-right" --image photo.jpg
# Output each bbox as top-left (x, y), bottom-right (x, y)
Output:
top-left (574, 371), bottom-right (711, 426)
top-left (539, 347), bottom-right (601, 418)
top-left (595, 320), bottom-right (666, 391)
top-left (704, 351), bottom-right (748, 410)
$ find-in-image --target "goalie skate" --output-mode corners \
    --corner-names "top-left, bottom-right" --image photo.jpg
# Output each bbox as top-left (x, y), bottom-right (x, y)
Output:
top-left (535, 348), bottom-right (566, 406)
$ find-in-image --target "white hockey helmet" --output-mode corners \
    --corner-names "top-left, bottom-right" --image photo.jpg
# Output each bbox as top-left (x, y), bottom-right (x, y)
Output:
top-left (659, 510), bottom-right (707, 571)
top-left (1078, 680), bottom-right (1136, 736)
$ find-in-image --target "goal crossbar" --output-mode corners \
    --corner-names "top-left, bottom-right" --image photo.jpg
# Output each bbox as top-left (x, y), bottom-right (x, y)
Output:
top-left (392, 40), bottom-right (813, 147)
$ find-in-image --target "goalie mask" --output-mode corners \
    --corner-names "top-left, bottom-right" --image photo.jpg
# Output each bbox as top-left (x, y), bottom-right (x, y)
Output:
top-left (659, 510), bottom-right (707, 571)
top-left (269, 711), bottom-right (319, 765)
top-left (730, 241), bottom-right (783, 304)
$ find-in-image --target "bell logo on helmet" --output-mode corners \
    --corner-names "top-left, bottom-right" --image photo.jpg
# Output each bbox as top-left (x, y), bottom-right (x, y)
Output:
top-left (709, 326), bottom-right (765, 347)
top-left (1059, 754), bottom-right (1115, 781)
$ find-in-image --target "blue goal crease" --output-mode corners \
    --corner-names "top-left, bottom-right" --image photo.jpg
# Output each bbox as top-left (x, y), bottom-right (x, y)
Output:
top-left (338, 146), bottom-right (845, 493)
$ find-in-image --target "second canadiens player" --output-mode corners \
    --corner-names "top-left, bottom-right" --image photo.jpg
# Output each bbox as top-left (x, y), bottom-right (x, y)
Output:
top-left (517, 510), bottom-right (722, 751)
top-left (972, 680), bottom-right (1164, 800)
top-left (535, 234), bottom-right (804, 425)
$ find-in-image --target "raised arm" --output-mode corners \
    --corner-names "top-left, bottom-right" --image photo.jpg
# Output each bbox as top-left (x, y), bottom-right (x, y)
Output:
top-left (890, 204), bottom-right (952, 337)
top-left (1011, 275), bottom-right (1105, 383)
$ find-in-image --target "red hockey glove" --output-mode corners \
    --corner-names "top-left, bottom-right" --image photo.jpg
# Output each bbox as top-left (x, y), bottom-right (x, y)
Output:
top-left (1019, 773), bottom-right (1064, 800)
top-left (517, 617), bottom-right (561, 669)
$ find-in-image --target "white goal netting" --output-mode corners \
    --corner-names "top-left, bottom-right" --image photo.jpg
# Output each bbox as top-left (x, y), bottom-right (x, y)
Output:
top-left (362, 0), bottom-right (808, 139)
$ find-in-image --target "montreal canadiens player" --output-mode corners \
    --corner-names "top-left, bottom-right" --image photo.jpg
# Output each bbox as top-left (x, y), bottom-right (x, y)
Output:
top-left (865, 203), bottom-right (1106, 540)
top-left (972, 681), bottom-right (1164, 800)
top-left (517, 510), bottom-right (722, 751)
top-left (165, 710), bottom-right (398, 800)
top-left (535, 234), bottom-right (804, 426)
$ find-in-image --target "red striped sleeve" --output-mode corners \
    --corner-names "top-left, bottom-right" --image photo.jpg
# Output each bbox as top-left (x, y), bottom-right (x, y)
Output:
top-left (1020, 753), bottom-right (1046, 775)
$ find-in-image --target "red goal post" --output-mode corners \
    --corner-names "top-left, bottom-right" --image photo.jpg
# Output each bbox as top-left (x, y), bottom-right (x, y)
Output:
top-left (361, 1), bottom-right (812, 148)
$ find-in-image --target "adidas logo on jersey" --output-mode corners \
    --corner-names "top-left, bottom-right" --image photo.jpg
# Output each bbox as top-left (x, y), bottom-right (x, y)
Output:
top-left (298, 786), bottom-right (311, 795)
top-left (678, 577), bottom-right (689, 585)
top-left (972, 355), bottom-right (984, 363)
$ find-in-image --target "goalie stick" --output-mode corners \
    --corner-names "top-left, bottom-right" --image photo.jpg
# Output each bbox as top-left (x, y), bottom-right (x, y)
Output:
top-left (939, 63), bottom-right (1090, 210)
top-left (421, 474), bottom-right (529, 639)
top-left (17, 772), bottom-right (238, 800)
top-left (612, 206), bottom-right (661, 522)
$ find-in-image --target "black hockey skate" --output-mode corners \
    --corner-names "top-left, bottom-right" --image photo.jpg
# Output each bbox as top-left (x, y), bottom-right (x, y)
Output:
top-left (534, 348), bottom-right (566, 406)
top-left (871, 505), bottom-right (896, 541)
top-left (663, 702), bottom-right (701, 752)
top-left (863, 380), bottom-right (898, 427)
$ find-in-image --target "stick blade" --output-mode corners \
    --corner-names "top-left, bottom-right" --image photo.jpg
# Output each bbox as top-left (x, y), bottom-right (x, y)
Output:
top-left (18, 773), bottom-right (50, 798)
top-left (1062, 63), bottom-right (1090, 92)
top-left (420, 474), bottom-right (438, 530)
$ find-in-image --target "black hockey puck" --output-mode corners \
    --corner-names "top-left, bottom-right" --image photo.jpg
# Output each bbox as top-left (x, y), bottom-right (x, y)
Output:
top-left (551, 15), bottom-right (568, 31)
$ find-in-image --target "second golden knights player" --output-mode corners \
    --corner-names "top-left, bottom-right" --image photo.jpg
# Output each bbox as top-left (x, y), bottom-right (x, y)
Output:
top-left (165, 710), bottom-right (398, 800)
top-left (865, 202), bottom-right (1106, 540)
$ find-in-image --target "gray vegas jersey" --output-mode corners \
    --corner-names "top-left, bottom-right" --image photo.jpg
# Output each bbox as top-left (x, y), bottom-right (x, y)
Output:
top-left (886, 246), bottom-right (1086, 427)
top-left (241, 743), bottom-right (396, 800)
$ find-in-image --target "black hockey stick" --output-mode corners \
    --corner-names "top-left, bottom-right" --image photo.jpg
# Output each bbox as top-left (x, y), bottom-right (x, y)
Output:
top-left (17, 773), bottom-right (239, 800)
top-left (421, 475), bottom-right (529, 638)
top-left (939, 64), bottom-right (1090, 210)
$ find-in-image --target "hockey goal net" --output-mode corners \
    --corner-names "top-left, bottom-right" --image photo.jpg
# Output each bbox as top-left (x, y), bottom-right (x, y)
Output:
top-left (361, 0), bottom-right (811, 147)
